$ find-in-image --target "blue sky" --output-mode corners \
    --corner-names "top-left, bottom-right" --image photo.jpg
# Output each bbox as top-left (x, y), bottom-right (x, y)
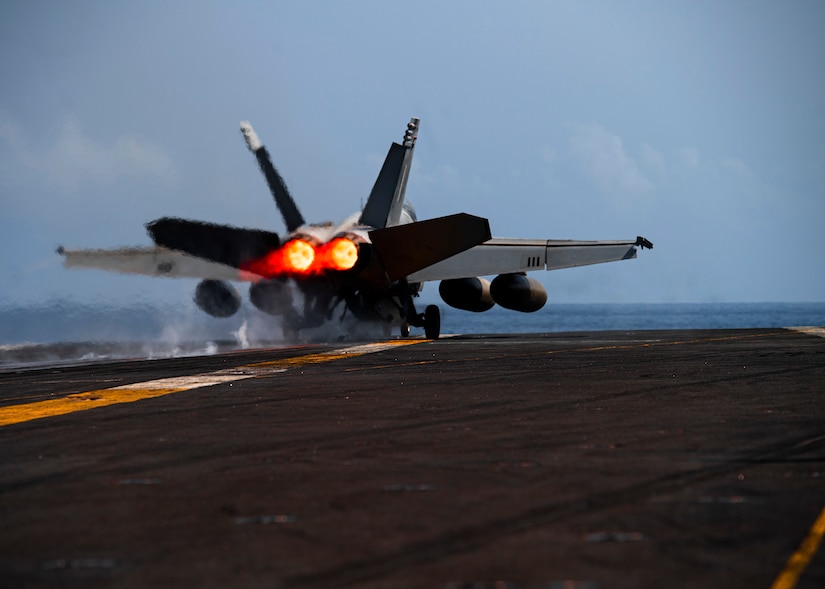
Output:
top-left (1, 0), bottom-right (823, 309)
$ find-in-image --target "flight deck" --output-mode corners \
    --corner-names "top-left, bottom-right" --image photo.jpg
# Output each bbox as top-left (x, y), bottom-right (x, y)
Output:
top-left (1, 329), bottom-right (824, 588)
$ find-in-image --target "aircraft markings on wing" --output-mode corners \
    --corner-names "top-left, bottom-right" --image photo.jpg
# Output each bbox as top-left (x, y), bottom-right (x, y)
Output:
top-left (59, 118), bottom-right (653, 339)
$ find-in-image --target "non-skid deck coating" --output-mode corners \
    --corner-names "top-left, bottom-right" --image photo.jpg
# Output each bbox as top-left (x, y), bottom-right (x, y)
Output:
top-left (1, 329), bottom-right (824, 588)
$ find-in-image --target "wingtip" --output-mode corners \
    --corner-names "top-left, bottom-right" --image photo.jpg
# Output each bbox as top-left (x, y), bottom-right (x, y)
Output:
top-left (403, 117), bottom-right (420, 147)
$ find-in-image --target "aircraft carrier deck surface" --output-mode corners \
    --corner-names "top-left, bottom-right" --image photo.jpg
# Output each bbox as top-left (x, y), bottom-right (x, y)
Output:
top-left (1, 329), bottom-right (824, 588)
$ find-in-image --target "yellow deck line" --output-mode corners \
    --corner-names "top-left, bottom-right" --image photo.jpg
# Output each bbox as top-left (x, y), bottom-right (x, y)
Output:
top-left (771, 504), bottom-right (825, 589)
top-left (0, 339), bottom-right (425, 427)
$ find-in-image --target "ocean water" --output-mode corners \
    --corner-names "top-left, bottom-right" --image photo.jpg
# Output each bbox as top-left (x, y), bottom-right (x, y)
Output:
top-left (2, 301), bottom-right (824, 346)
top-left (440, 302), bottom-right (825, 335)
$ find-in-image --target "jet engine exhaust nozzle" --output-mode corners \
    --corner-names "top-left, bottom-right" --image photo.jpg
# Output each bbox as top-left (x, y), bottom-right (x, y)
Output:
top-left (241, 238), bottom-right (361, 278)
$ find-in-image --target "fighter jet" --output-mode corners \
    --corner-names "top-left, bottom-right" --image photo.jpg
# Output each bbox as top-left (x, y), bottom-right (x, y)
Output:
top-left (59, 118), bottom-right (652, 339)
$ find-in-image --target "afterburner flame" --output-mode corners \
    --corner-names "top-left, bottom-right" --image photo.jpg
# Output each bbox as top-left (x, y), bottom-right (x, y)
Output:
top-left (282, 239), bottom-right (315, 272)
top-left (242, 237), bottom-right (359, 278)
top-left (319, 238), bottom-right (359, 271)
top-left (241, 239), bottom-right (315, 277)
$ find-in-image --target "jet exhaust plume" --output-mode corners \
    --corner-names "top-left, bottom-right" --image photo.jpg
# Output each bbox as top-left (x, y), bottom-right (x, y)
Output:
top-left (318, 238), bottom-right (359, 271)
top-left (242, 238), bottom-right (360, 278)
top-left (242, 239), bottom-right (315, 277)
top-left (283, 239), bottom-right (315, 272)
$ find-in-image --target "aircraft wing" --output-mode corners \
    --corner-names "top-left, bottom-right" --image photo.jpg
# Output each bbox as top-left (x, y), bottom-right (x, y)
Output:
top-left (406, 236), bottom-right (652, 282)
top-left (57, 246), bottom-right (260, 281)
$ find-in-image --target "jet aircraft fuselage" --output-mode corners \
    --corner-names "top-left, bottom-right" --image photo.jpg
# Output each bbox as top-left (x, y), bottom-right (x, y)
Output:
top-left (59, 118), bottom-right (652, 339)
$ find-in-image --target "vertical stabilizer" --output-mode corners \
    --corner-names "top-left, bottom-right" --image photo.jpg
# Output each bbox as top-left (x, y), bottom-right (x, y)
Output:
top-left (241, 121), bottom-right (306, 233)
top-left (358, 117), bottom-right (419, 229)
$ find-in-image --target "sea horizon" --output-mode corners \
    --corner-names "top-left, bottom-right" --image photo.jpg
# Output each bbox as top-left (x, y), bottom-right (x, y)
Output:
top-left (2, 301), bottom-right (824, 347)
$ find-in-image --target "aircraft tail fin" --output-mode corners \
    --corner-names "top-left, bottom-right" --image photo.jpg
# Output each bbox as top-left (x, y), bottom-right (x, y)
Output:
top-left (241, 121), bottom-right (306, 233)
top-left (369, 213), bottom-right (491, 281)
top-left (359, 117), bottom-right (419, 229)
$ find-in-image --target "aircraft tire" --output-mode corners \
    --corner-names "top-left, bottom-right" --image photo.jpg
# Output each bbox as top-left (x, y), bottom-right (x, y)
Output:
top-left (423, 305), bottom-right (440, 339)
top-left (400, 322), bottom-right (410, 338)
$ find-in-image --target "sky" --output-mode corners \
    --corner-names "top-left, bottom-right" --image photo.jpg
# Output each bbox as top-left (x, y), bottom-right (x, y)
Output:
top-left (1, 0), bottom-right (823, 311)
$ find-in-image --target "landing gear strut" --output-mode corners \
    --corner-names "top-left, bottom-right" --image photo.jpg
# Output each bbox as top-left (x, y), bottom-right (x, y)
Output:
top-left (405, 303), bottom-right (440, 339)
top-left (396, 281), bottom-right (440, 339)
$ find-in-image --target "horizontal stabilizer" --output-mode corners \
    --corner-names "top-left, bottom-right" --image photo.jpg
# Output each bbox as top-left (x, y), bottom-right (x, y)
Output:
top-left (369, 213), bottom-right (491, 281)
top-left (146, 217), bottom-right (281, 269)
top-left (58, 246), bottom-right (247, 281)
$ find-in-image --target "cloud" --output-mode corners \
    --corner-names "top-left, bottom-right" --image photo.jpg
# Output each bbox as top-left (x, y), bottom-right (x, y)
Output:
top-left (48, 120), bottom-right (175, 189)
top-left (720, 156), bottom-right (749, 175)
top-left (569, 123), bottom-right (653, 195)
top-left (640, 142), bottom-right (666, 177)
top-left (541, 146), bottom-right (557, 163)
top-left (0, 114), bottom-right (175, 191)
top-left (677, 147), bottom-right (700, 170)
top-left (0, 112), bottom-right (41, 178)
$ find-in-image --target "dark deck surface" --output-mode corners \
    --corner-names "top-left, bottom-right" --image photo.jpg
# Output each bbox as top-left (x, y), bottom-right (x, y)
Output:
top-left (1, 329), bottom-right (824, 588)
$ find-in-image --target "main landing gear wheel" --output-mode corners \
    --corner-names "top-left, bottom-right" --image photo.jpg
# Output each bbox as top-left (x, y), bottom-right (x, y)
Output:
top-left (423, 305), bottom-right (440, 339)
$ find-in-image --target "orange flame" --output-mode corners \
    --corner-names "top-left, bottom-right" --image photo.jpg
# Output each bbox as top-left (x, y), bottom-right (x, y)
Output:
top-left (318, 238), bottom-right (359, 271)
top-left (282, 239), bottom-right (315, 272)
top-left (242, 237), bottom-right (359, 278)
